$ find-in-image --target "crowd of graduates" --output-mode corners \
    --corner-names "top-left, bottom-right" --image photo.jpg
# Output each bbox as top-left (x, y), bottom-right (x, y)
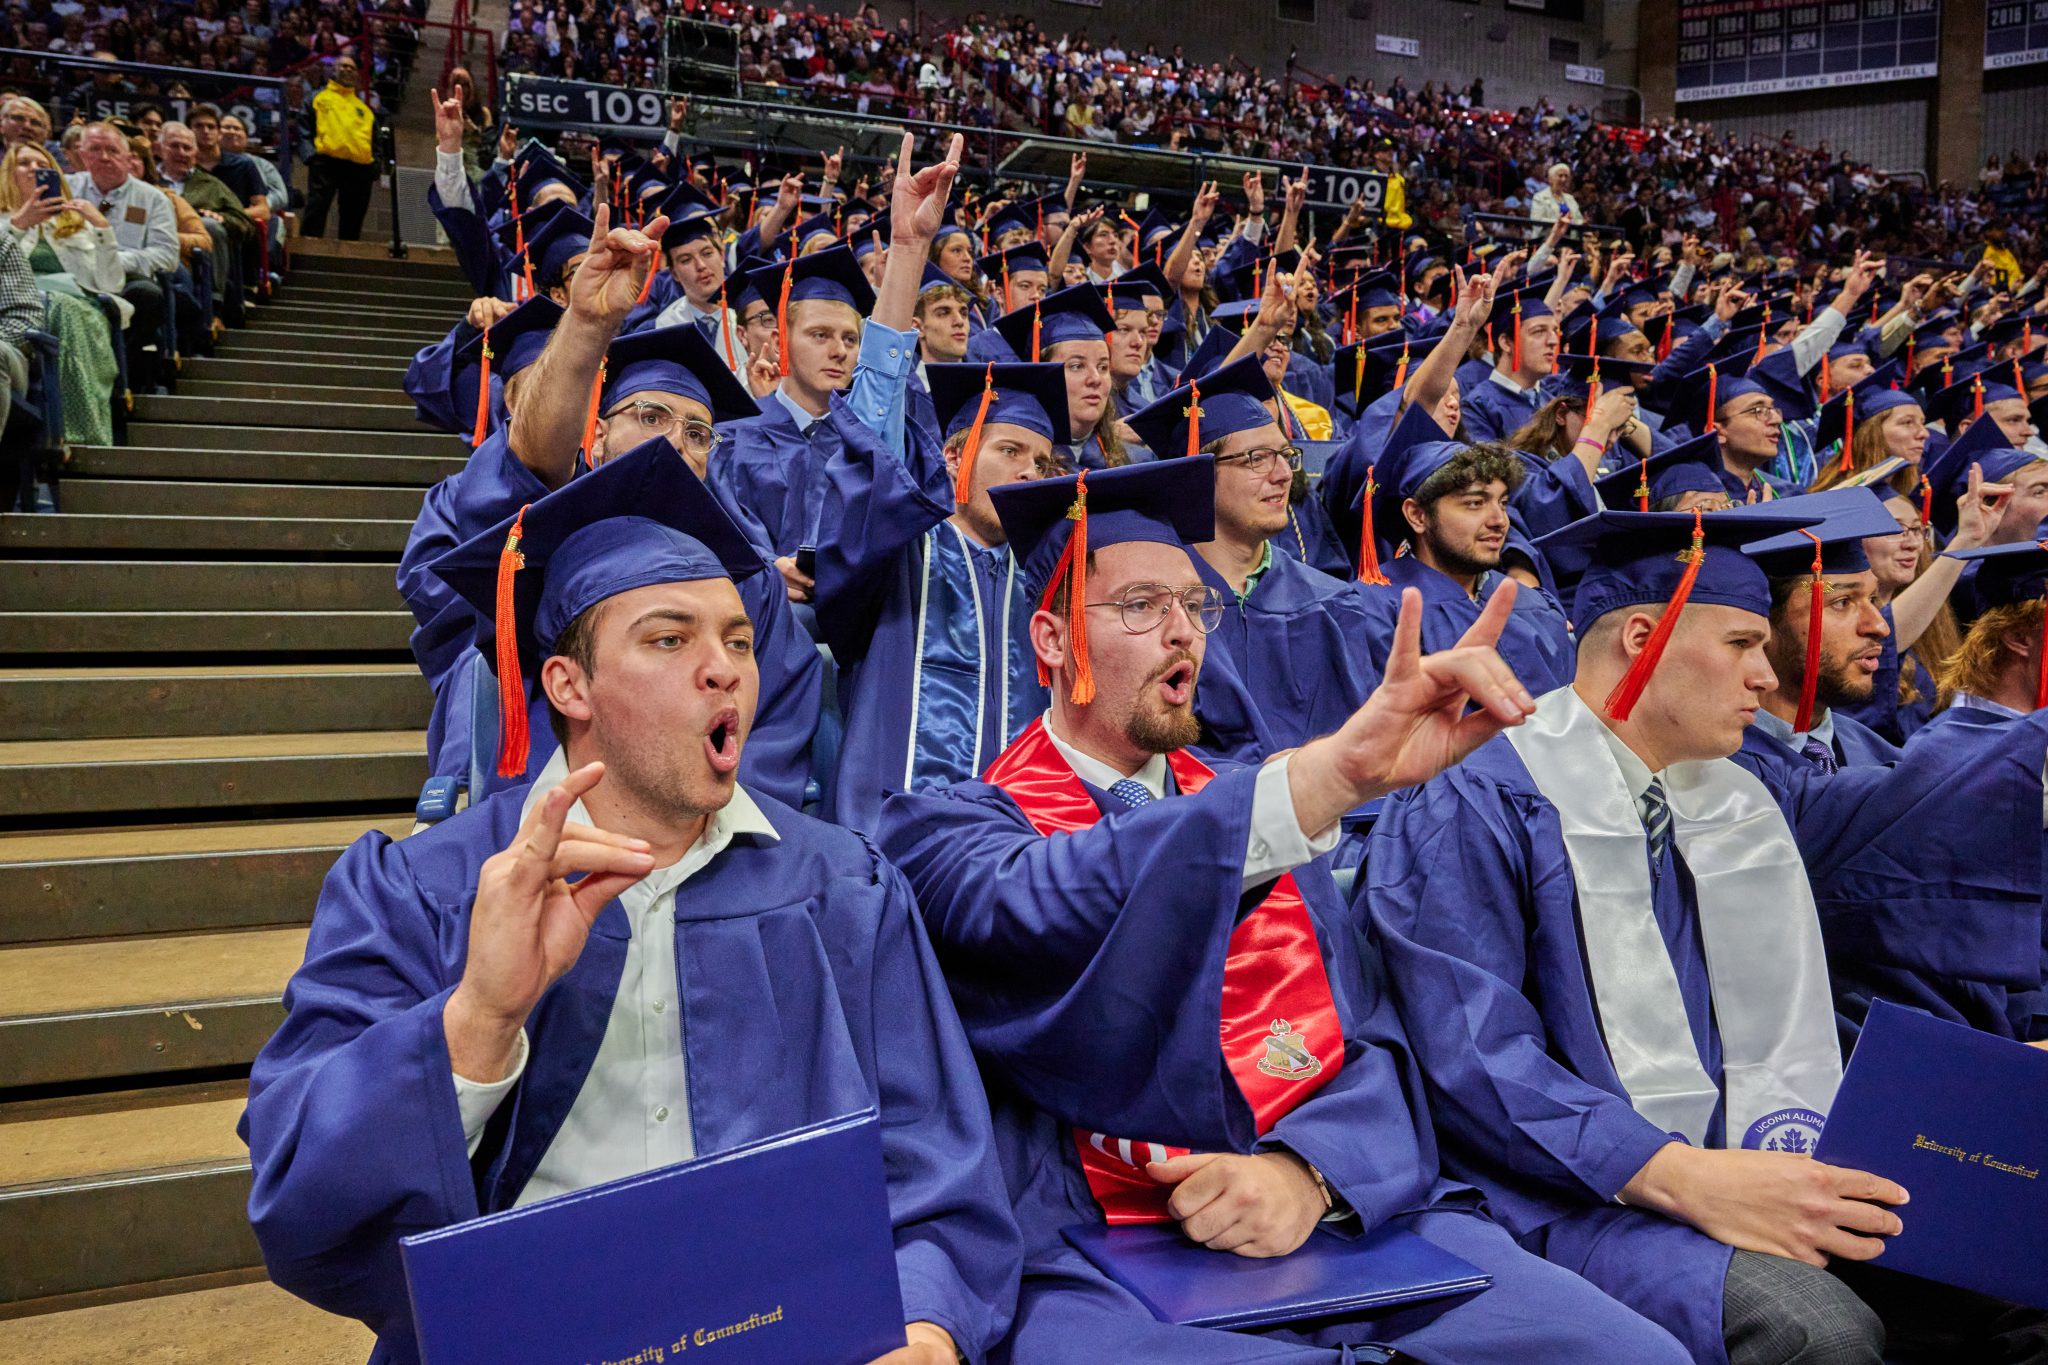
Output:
top-left (227, 46), bottom-right (2048, 1365)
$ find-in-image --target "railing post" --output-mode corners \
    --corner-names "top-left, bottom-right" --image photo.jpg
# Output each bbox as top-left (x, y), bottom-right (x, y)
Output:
top-left (383, 123), bottom-right (407, 259)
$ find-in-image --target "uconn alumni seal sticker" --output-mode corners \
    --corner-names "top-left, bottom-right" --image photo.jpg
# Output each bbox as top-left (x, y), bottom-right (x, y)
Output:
top-left (1742, 1107), bottom-right (1827, 1154)
top-left (1255, 1019), bottom-right (1323, 1080)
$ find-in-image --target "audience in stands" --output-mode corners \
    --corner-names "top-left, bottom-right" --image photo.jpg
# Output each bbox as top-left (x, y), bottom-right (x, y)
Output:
top-left (0, 141), bottom-right (122, 446)
top-left (68, 119), bottom-right (173, 391)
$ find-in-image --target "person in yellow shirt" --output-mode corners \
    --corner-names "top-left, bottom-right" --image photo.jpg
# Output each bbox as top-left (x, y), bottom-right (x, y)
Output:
top-left (305, 55), bottom-right (377, 241)
top-left (1372, 143), bottom-right (1411, 231)
top-left (1979, 227), bottom-right (2022, 291)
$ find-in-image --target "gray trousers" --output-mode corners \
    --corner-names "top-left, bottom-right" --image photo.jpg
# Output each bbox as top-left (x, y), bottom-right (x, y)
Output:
top-left (1728, 1250), bottom-right (2048, 1365)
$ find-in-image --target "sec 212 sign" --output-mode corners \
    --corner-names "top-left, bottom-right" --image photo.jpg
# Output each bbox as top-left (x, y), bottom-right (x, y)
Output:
top-left (504, 74), bottom-right (668, 132)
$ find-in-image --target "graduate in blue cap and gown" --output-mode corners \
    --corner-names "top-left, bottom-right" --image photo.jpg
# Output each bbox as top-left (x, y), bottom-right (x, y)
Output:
top-left (1669, 366), bottom-right (1805, 503)
top-left (979, 282), bottom-right (1121, 471)
top-left (1347, 399), bottom-right (1577, 697)
top-left (242, 442), bottom-right (1022, 1365)
top-left (1458, 288), bottom-right (1558, 443)
top-left (1122, 356), bottom-right (1383, 764)
top-left (1364, 503), bottom-right (2048, 1362)
top-left (720, 244), bottom-right (884, 557)
top-left (877, 459), bottom-right (1692, 1363)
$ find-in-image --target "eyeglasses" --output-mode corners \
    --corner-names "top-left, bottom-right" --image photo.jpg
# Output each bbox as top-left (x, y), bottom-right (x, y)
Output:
top-left (1213, 444), bottom-right (1303, 474)
top-left (1883, 519), bottom-right (1927, 539)
top-left (610, 400), bottom-right (721, 456)
top-left (1084, 583), bottom-right (1225, 635)
top-left (1724, 401), bottom-right (1778, 423)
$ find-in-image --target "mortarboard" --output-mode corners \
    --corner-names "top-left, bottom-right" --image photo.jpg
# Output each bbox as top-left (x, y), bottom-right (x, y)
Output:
top-left (452, 295), bottom-right (563, 445)
top-left (919, 260), bottom-right (966, 294)
top-left (983, 200), bottom-right (1036, 241)
top-left (656, 183), bottom-right (724, 251)
top-left (1124, 354), bottom-right (1278, 461)
top-left (742, 245), bottom-right (877, 377)
top-left (1108, 264), bottom-right (1172, 309)
top-left (524, 209), bottom-right (596, 292)
top-left (1748, 345), bottom-right (1819, 421)
top-left (928, 361), bottom-right (1070, 503)
top-left (1940, 542), bottom-right (2048, 709)
top-left (1668, 364), bottom-right (1771, 440)
top-left (1920, 413), bottom-right (2043, 535)
top-left (1814, 382), bottom-right (1920, 458)
top-left (990, 458), bottom-right (1219, 704)
top-left (992, 283), bottom-right (1116, 363)
top-left (600, 324), bottom-right (761, 425)
top-left (1536, 506), bottom-right (1823, 717)
top-left (1929, 369), bottom-right (2024, 429)
top-left (428, 438), bottom-right (767, 776)
top-left (845, 211), bottom-right (891, 259)
top-left (493, 195), bottom-right (568, 253)
top-left (1485, 288), bottom-right (1553, 371)
top-left (979, 241), bottom-right (1051, 312)
top-left (1590, 431), bottom-right (1724, 512)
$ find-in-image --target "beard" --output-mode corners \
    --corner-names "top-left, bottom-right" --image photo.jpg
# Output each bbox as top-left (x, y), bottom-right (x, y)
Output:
top-left (1814, 650), bottom-right (1878, 708)
top-left (588, 709), bottom-right (737, 824)
top-left (1123, 650), bottom-right (1203, 754)
top-left (1427, 530), bottom-right (1505, 582)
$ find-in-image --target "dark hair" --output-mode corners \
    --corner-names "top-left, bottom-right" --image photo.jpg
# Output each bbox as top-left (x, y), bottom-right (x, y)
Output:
top-left (190, 101), bottom-right (223, 123)
top-left (1411, 441), bottom-right (1526, 510)
top-left (543, 600), bottom-right (604, 747)
top-left (1507, 395), bottom-right (1586, 461)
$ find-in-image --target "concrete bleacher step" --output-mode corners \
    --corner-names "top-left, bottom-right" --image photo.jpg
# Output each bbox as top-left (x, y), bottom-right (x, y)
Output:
top-left (0, 512), bottom-right (411, 554)
top-left (215, 333), bottom-right (434, 364)
top-left (2, 1277), bottom-right (373, 1359)
top-left (0, 665), bottom-right (430, 740)
top-left (132, 394), bottom-right (431, 433)
top-left (183, 356), bottom-right (411, 389)
top-left (0, 1083), bottom-right (267, 1306)
top-left (285, 277), bottom-right (475, 306)
top-left (179, 379), bottom-right (416, 408)
top-left (116, 423), bottom-right (461, 457)
top-left (242, 316), bottom-right (448, 345)
top-left (0, 815), bottom-right (408, 945)
top-left (255, 299), bottom-right (466, 326)
top-left (0, 561), bottom-right (403, 614)
top-left (286, 251), bottom-right (467, 282)
top-left (0, 731), bottom-right (428, 819)
top-left (57, 479), bottom-right (426, 521)
top-left (0, 610), bottom-right (415, 655)
top-left (67, 444), bottom-right (463, 486)
top-left (0, 927), bottom-right (305, 1087)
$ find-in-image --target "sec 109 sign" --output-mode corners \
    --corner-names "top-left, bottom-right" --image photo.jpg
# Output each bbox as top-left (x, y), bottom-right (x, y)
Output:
top-left (505, 75), bottom-right (668, 132)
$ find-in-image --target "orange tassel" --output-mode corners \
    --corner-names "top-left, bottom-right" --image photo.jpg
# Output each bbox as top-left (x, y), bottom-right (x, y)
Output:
top-left (1002, 260), bottom-right (1012, 314)
top-left (1819, 352), bottom-right (1832, 401)
top-left (633, 246), bottom-right (656, 305)
top-left (776, 265), bottom-right (793, 379)
top-left (1793, 529), bottom-right (1824, 734)
top-left (1604, 510), bottom-right (1706, 721)
top-left (1352, 348), bottom-right (1365, 409)
top-left (579, 359), bottom-right (605, 465)
top-left (718, 285), bottom-right (736, 368)
top-left (1754, 303), bottom-right (1770, 365)
top-left (1704, 364), bottom-right (1719, 433)
top-left (951, 363), bottom-right (995, 505)
top-left (1838, 388), bottom-right (1856, 474)
top-left (493, 506), bottom-right (531, 779)
top-left (1392, 340), bottom-right (1410, 392)
top-left (471, 324), bottom-right (493, 447)
top-left (1030, 301), bottom-right (1042, 363)
top-left (1511, 298), bottom-right (1523, 373)
top-left (1972, 376), bottom-right (1984, 421)
top-left (1635, 457), bottom-right (1650, 512)
top-left (1356, 464), bottom-right (1391, 585)
top-left (1034, 472), bottom-right (1094, 704)
top-left (1183, 380), bottom-right (1202, 458)
top-left (2036, 539), bottom-right (2048, 712)
top-left (1920, 474), bottom-right (1933, 527)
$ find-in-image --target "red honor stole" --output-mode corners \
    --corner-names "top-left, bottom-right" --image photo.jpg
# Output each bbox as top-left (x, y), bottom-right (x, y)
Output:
top-left (983, 718), bottom-right (1345, 1223)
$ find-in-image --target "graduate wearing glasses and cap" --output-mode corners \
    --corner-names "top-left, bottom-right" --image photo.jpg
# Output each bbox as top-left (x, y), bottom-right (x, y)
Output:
top-left (243, 443), bottom-right (1022, 1365)
top-left (878, 463), bottom-right (1693, 1364)
top-left (1365, 504), bottom-right (2048, 1363)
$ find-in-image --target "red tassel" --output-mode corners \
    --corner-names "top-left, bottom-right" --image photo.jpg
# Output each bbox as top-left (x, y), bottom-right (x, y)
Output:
top-left (1972, 376), bottom-right (1985, 422)
top-left (1635, 457), bottom-right (1650, 512)
top-left (494, 506), bottom-right (532, 779)
top-left (1838, 388), bottom-right (1856, 474)
top-left (2037, 539), bottom-right (2048, 712)
top-left (1034, 472), bottom-right (1094, 704)
top-left (1704, 364), bottom-right (1719, 433)
top-left (1905, 338), bottom-right (1914, 377)
top-left (951, 363), bottom-right (995, 505)
top-left (579, 359), bottom-right (605, 465)
top-left (1793, 529), bottom-right (1824, 733)
top-left (471, 323), bottom-right (493, 447)
top-left (1604, 510), bottom-right (1707, 721)
top-left (1183, 380), bottom-right (1203, 458)
top-left (1356, 464), bottom-right (1390, 585)
top-left (1819, 352), bottom-right (1832, 402)
top-left (717, 284), bottom-right (736, 369)
top-left (1657, 322), bottom-right (1672, 362)
top-left (1031, 301), bottom-right (1043, 363)
top-left (633, 245), bottom-right (656, 305)
top-left (1511, 298), bottom-right (1523, 374)
top-left (1754, 302), bottom-right (1770, 365)
top-left (776, 265), bottom-right (793, 379)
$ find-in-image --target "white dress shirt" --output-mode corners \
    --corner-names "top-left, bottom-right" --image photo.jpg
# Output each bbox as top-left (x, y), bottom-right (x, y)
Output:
top-left (66, 171), bottom-right (177, 279)
top-left (451, 749), bottom-right (781, 1205)
top-left (1040, 714), bottom-right (1338, 890)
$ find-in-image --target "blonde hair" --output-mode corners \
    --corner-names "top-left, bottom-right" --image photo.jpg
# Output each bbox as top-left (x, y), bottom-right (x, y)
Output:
top-left (0, 142), bottom-right (84, 237)
top-left (1934, 599), bottom-right (2042, 705)
top-left (1811, 404), bottom-right (1917, 494)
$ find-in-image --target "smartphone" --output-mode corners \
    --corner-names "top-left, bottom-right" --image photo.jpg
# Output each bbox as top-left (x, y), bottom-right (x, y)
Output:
top-left (795, 546), bottom-right (816, 579)
top-left (32, 167), bottom-right (63, 203)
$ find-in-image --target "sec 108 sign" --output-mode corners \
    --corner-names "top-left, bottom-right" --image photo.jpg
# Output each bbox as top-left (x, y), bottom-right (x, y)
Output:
top-left (505, 75), bottom-right (668, 132)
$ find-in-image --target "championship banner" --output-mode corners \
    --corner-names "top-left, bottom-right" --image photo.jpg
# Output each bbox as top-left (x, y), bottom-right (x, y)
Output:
top-left (1676, 0), bottom-right (1939, 102)
top-left (1987, 0), bottom-right (2048, 68)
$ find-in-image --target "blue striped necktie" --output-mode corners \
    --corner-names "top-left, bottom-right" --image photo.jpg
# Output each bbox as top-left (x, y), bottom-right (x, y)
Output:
top-left (1639, 778), bottom-right (1672, 868)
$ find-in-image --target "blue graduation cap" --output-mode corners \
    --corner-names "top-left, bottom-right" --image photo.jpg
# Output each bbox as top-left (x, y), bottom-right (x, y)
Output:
top-left (1326, 269), bottom-right (1401, 323)
top-left (427, 437), bottom-right (767, 777)
top-left (524, 209), bottom-right (595, 291)
top-left (992, 283), bottom-right (1115, 363)
top-left (1929, 369), bottom-right (2025, 430)
top-left (983, 199), bottom-right (1035, 241)
top-left (624, 159), bottom-right (671, 203)
top-left (512, 145), bottom-right (583, 207)
top-left (741, 243), bottom-right (877, 323)
top-left (1557, 351), bottom-right (1656, 386)
top-left (1532, 505), bottom-right (1822, 719)
top-left (451, 295), bottom-right (563, 442)
top-left (493, 195), bottom-right (568, 253)
top-left (789, 210), bottom-right (843, 255)
top-left (1944, 542), bottom-right (2048, 611)
top-left (845, 211), bottom-right (891, 259)
top-left (1590, 431), bottom-right (1724, 511)
top-left (1177, 322), bottom-right (1245, 381)
top-left (1334, 329), bottom-right (1428, 412)
top-left (979, 242), bottom-right (1051, 310)
top-left (1667, 364), bottom-right (1772, 441)
top-left (1124, 354), bottom-right (1278, 460)
top-left (928, 361), bottom-right (1070, 444)
top-left (1814, 382), bottom-right (1920, 454)
top-left (1134, 208), bottom-right (1180, 255)
top-left (1107, 264), bottom-right (1171, 310)
top-left (600, 324), bottom-right (761, 423)
top-left (989, 457), bottom-right (1219, 703)
top-left (657, 183), bottom-right (724, 250)
top-left (1748, 345), bottom-right (1820, 421)
top-left (1486, 287), bottom-right (1553, 360)
top-left (1920, 412), bottom-right (2041, 535)
top-left (918, 260), bottom-right (966, 295)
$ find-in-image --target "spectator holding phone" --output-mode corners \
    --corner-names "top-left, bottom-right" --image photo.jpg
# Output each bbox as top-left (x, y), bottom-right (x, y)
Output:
top-left (0, 141), bottom-right (122, 445)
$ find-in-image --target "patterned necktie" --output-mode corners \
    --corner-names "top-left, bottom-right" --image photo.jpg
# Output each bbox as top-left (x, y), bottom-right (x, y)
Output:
top-left (1639, 777), bottom-right (1672, 869)
top-left (1107, 778), bottom-right (1155, 809)
top-left (1799, 736), bottom-right (1839, 775)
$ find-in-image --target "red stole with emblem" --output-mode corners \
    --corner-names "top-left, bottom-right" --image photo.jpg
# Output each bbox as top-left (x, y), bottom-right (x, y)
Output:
top-left (982, 718), bottom-right (1346, 1224)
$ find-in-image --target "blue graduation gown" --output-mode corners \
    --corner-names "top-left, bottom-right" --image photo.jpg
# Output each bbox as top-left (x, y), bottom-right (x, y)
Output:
top-left (878, 751), bottom-right (1688, 1364)
top-left (240, 782), bottom-right (1022, 1365)
top-left (1272, 494), bottom-right (1353, 579)
top-left (810, 410), bottom-right (1042, 834)
top-left (1351, 558), bottom-right (1576, 697)
top-left (404, 320), bottom-right (480, 436)
top-left (1191, 551), bottom-right (1381, 764)
top-left (1511, 456), bottom-right (1600, 542)
top-left (1458, 375), bottom-right (1539, 444)
top-left (722, 397), bottom-right (848, 557)
top-left (1317, 388), bottom-right (1405, 553)
top-left (1286, 348), bottom-right (1336, 414)
top-left (965, 326), bottom-right (1019, 365)
top-left (397, 430), bottom-right (820, 806)
top-left (427, 183), bottom-right (500, 299)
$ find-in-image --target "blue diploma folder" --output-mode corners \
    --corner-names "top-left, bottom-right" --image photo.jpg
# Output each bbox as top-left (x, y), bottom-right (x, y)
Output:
top-left (1062, 1220), bottom-right (1491, 1330)
top-left (400, 1109), bottom-right (906, 1364)
top-left (1813, 1000), bottom-right (2048, 1311)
